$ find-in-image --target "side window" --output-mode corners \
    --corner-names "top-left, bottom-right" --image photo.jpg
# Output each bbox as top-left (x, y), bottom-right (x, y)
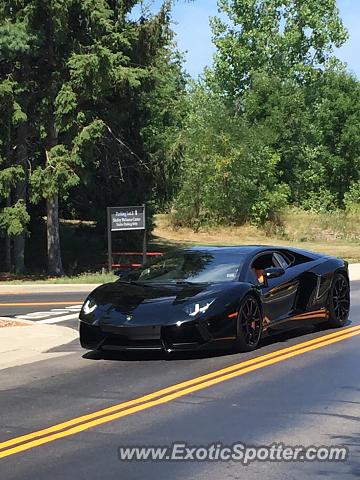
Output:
top-left (252, 253), bottom-right (277, 270)
top-left (283, 250), bottom-right (312, 266)
top-left (273, 252), bottom-right (290, 270)
top-left (251, 253), bottom-right (277, 284)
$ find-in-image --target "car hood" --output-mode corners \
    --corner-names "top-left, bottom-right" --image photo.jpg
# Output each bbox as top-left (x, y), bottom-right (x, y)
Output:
top-left (84, 281), bottom-right (239, 326)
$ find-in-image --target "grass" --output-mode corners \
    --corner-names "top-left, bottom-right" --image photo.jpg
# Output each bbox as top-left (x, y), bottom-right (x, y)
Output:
top-left (1, 209), bottom-right (359, 284)
top-left (152, 212), bottom-right (360, 264)
top-left (0, 272), bottom-right (117, 285)
top-left (279, 208), bottom-right (360, 242)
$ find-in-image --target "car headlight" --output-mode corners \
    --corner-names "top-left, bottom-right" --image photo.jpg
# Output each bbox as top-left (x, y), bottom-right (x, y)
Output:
top-left (183, 299), bottom-right (215, 317)
top-left (82, 297), bottom-right (97, 315)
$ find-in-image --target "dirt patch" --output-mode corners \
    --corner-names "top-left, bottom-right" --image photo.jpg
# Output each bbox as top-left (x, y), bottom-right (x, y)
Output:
top-left (0, 319), bottom-right (33, 328)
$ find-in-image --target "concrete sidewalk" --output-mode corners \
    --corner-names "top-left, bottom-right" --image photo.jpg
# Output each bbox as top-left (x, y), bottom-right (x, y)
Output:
top-left (349, 263), bottom-right (360, 281)
top-left (0, 322), bottom-right (78, 370)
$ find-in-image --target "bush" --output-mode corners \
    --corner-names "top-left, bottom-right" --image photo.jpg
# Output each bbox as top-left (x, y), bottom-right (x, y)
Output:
top-left (344, 181), bottom-right (360, 213)
top-left (172, 86), bottom-right (289, 229)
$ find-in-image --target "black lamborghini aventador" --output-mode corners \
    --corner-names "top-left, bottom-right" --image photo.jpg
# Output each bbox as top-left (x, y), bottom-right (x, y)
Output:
top-left (79, 246), bottom-right (351, 353)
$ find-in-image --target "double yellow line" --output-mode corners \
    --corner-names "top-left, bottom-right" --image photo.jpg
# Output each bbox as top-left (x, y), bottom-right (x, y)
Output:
top-left (1, 324), bottom-right (360, 459)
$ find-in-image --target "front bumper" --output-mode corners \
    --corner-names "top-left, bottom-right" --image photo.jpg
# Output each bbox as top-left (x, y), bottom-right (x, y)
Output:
top-left (80, 320), bottom-right (216, 352)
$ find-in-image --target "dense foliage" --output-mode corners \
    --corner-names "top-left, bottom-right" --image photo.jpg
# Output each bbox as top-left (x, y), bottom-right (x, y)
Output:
top-left (0, 0), bottom-right (359, 274)
top-left (173, 0), bottom-right (360, 228)
top-left (0, 0), bottom-right (186, 273)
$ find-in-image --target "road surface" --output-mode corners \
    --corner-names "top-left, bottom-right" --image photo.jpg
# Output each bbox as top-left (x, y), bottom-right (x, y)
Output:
top-left (0, 292), bottom-right (85, 329)
top-left (0, 282), bottom-right (359, 479)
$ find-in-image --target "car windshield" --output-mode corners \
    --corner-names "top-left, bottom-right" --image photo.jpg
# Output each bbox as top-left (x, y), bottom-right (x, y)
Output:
top-left (121, 251), bottom-right (245, 284)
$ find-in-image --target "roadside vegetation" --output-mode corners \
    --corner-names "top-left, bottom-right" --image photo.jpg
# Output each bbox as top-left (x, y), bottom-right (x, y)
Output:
top-left (0, 272), bottom-right (116, 285)
top-left (157, 213), bottom-right (360, 264)
top-left (0, 0), bottom-right (359, 278)
top-left (166, 211), bottom-right (360, 246)
top-left (1, 209), bottom-right (358, 284)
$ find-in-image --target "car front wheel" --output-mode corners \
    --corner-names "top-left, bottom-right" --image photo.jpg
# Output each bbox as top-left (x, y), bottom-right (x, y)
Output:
top-left (234, 295), bottom-right (263, 352)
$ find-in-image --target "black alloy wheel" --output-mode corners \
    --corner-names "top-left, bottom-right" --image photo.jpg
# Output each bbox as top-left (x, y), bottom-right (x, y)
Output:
top-left (327, 273), bottom-right (350, 328)
top-left (235, 295), bottom-right (263, 352)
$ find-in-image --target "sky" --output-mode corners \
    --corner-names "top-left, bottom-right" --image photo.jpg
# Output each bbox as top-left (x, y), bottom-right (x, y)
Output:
top-left (133, 0), bottom-right (360, 79)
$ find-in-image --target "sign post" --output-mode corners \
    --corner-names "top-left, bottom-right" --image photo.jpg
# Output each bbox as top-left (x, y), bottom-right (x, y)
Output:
top-left (107, 207), bottom-right (113, 273)
top-left (107, 205), bottom-right (146, 272)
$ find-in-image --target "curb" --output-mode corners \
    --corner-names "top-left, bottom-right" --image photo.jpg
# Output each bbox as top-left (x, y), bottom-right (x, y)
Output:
top-left (349, 264), bottom-right (360, 282)
top-left (0, 284), bottom-right (101, 295)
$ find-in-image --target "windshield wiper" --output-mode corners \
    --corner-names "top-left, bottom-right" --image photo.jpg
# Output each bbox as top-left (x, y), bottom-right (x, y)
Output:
top-left (117, 279), bottom-right (207, 287)
top-left (116, 279), bottom-right (154, 287)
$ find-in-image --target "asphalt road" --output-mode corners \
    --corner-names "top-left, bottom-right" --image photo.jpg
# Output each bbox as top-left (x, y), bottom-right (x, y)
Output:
top-left (0, 282), bottom-right (359, 479)
top-left (0, 292), bottom-right (87, 329)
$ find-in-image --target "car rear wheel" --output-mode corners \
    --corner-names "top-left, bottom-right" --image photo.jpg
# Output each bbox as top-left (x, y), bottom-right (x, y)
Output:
top-left (327, 273), bottom-right (350, 328)
top-left (234, 295), bottom-right (263, 352)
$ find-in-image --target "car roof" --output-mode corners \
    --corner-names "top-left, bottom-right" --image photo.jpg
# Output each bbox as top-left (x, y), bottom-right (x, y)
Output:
top-left (187, 245), bottom-right (270, 256)
top-left (189, 245), bottom-right (261, 252)
top-left (187, 245), bottom-right (322, 259)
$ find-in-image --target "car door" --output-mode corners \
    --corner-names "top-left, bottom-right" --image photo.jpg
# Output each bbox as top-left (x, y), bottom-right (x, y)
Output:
top-left (251, 252), bottom-right (300, 329)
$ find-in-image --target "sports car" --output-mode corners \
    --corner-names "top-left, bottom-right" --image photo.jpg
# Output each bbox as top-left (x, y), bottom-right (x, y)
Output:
top-left (79, 246), bottom-right (350, 353)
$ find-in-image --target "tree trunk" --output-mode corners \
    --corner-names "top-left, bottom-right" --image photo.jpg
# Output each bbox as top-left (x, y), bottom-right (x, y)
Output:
top-left (46, 112), bottom-right (63, 276)
top-left (47, 192), bottom-right (63, 275)
top-left (5, 234), bottom-right (11, 273)
top-left (5, 121), bottom-right (12, 273)
top-left (46, 140), bottom-right (63, 275)
top-left (13, 122), bottom-right (28, 274)
top-left (5, 195), bottom-right (11, 272)
top-left (45, 16), bottom-right (63, 276)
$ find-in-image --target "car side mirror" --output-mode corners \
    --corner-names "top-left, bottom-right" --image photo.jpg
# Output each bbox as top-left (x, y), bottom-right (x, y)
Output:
top-left (264, 267), bottom-right (285, 280)
top-left (114, 269), bottom-right (128, 277)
